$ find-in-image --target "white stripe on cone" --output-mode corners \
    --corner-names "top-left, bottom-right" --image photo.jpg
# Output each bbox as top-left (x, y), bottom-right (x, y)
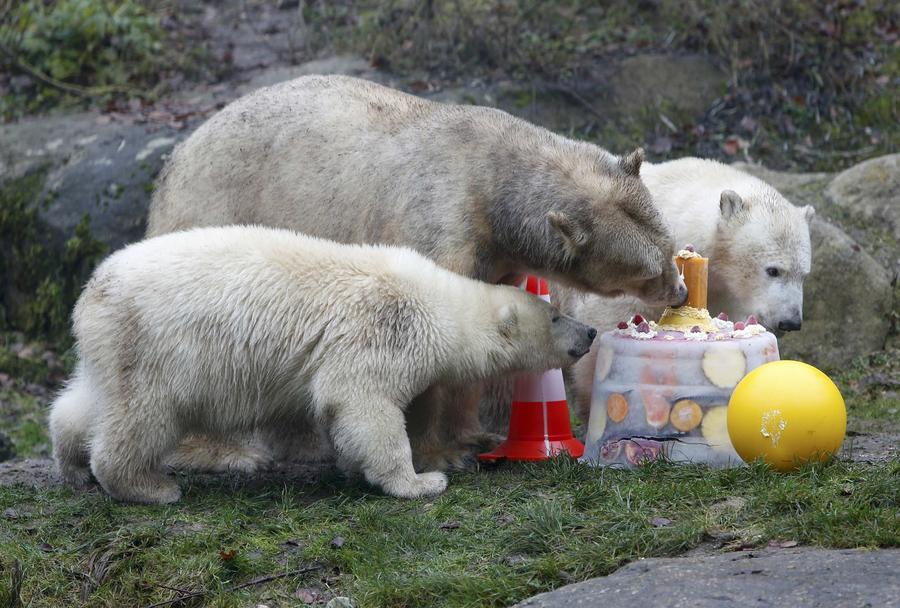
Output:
top-left (513, 370), bottom-right (567, 403)
top-left (515, 275), bottom-right (567, 452)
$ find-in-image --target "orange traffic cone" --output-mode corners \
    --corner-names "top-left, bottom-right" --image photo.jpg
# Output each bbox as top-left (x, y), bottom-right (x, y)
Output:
top-left (479, 276), bottom-right (585, 462)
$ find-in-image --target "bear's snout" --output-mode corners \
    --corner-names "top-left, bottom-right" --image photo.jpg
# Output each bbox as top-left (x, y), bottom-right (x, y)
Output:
top-left (778, 318), bottom-right (802, 331)
top-left (567, 325), bottom-right (597, 359)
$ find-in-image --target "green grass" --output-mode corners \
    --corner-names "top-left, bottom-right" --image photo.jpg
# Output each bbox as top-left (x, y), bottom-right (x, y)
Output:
top-left (0, 458), bottom-right (897, 607)
top-left (0, 389), bottom-right (51, 460)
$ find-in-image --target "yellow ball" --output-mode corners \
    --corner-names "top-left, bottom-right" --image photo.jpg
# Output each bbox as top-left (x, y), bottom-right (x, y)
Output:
top-left (727, 360), bottom-right (846, 471)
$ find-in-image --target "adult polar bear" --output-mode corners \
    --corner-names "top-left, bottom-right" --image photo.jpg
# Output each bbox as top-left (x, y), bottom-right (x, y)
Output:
top-left (49, 226), bottom-right (597, 503)
top-left (147, 75), bottom-right (687, 471)
top-left (554, 158), bottom-right (815, 425)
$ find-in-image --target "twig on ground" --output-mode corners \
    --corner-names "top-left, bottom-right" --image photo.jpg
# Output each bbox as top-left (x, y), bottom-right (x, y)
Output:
top-left (142, 564), bottom-right (324, 608)
top-left (0, 40), bottom-right (141, 98)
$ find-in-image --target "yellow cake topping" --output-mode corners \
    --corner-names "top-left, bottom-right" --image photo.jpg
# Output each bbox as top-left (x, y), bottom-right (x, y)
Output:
top-left (657, 245), bottom-right (717, 332)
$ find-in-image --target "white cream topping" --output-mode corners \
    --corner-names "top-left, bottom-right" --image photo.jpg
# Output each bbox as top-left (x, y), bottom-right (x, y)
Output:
top-left (629, 327), bottom-right (657, 340)
top-left (731, 323), bottom-right (766, 339)
top-left (712, 317), bottom-right (734, 332)
top-left (682, 330), bottom-right (709, 341)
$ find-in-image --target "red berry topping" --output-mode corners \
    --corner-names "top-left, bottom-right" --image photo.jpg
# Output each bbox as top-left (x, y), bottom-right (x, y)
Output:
top-left (746, 315), bottom-right (758, 325)
top-left (691, 325), bottom-right (702, 333)
top-left (617, 321), bottom-right (629, 330)
top-left (632, 314), bottom-right (645, 325)
top-left (734, 322), bottom-right (746, 331)
top-left (637, 321), bottom-right (651, 333)
top-left (684, 244), bottom-right (695, 252)
top-left (717, 312), bottom-right (729, 321)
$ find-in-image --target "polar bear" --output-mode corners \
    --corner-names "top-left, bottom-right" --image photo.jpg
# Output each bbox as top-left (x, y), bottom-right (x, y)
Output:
top-left (481, 158), bottom-right (815, 432)
top-left (557, 157), bottom-right (815, 424)
top-left (49, 226), bottom-right (596, 503)
top-left (146, 74), bottom-right (687, 469)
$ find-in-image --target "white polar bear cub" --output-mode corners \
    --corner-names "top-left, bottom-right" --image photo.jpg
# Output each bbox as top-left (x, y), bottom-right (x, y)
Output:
top-left (50, 226), bottom-right (596, 503)
top-left (558, 157), bottom-right (814, 423)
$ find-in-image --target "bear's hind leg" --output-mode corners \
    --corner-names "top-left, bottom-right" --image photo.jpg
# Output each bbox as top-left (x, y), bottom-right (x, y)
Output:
top-left (90, 400), bottom-right (182, 504)
top-left (166, 434), bottom-right (272, 474)
top-left (329, 395), bottom-right (447, 499)
top-left (48, 368), bottom-right (95, 487)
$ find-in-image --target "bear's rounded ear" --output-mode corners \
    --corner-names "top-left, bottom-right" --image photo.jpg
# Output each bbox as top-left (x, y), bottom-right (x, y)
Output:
top-left (498, 304), bottom-right (518, 336)
top-left (547, 211), bottom-right (588, 258)
top-left (619, 148), bottom-right (644, 177)
top-left (719, 190), bottom-right (746, 220)
top-left (802, 205), bottom-right (815, 222)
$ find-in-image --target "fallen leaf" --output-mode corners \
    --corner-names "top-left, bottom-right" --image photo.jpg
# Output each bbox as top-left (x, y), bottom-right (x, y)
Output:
top-left (768, 539), bottom-right (799, 548)
top-left (651, 517), bottom-right (673, 527)
top-left (330, 536), bottom-right (345, 549)
top-left (497, 514), bottom-right (516, 526)
top-left (3, 508), bottom-right (18, 520)
top-left (219, 549), bottom-right (237, 561)
top-left (295, 587), bottom-right (325, 603)
top-left (38, 542), bottom-right (54, 552)
top-left (439, 521), bottom-right (460, 530)
top-left (722, 138), bottom-right (739, 156)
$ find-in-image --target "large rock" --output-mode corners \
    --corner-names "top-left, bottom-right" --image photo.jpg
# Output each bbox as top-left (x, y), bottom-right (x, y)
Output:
top-left (827, 154), bottom-right (899, 239)
top-left (734, 159), bottom-right (896, 367)
top-left (609, 54), bottom-right (727, 119)
top-left (0, 112), bottom-right (186, 252)
top-left (513, 548), bottom-right (900, 608)
top-left (779, 217), bottom-right (892, 366)
top-left (825, 154), bottom-right (900, 275)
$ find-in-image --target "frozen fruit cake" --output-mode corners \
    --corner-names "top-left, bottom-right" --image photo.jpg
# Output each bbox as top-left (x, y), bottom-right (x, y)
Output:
top-left (581, 246), bottom-right (779, 468)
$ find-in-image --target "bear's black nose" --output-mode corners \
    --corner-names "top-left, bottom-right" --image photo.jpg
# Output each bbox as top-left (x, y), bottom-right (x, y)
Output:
top-left (587, 328), bottom-right (597, 341)
top-left (778, 319), bottom-right (802, 331)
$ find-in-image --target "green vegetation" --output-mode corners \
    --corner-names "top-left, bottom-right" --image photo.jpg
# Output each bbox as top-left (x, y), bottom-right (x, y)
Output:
top-left (308, 0), bottom-right (897, 170)
top-left (1, 0), bottom-right (172, 119)
top-left (0, 457), bottom-right (896, 607)
top-left (0, 170), bottom-right (107, 344)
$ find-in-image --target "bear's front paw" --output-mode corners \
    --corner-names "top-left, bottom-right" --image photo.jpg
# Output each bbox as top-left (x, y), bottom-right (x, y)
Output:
top-left (383, 471), bottom-right (448, 499)
top-left (59, 465), bottom-right (93, 489)
top-left (460, 432), bottom-right (504, 454)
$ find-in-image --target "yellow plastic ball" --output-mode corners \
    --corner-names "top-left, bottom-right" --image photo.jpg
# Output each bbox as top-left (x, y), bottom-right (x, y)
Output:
top-left (727, 360), bottom-right (846, 471)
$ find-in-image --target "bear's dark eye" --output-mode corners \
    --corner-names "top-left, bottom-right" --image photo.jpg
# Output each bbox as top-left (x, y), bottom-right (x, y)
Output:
top-left (766, 267), bottom-right (780, 278)
top-left (552, 315), bottom-right (560, 323)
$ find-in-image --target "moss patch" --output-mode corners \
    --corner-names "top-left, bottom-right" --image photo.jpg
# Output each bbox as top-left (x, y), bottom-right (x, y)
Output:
top-left (0, 169), bottom-right (107, 344)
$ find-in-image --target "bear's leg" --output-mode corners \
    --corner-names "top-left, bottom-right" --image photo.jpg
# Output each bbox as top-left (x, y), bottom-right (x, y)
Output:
top-left (330, 396), bottom-right (447, 499)
top-left (166, 434), bottom-right (273, 474)
top-left (48, 368), bottom-right (95, 487)
top-left (90, 401), bottom-right (182, 504)
top-left (408, 383), bottom-right (502, 471)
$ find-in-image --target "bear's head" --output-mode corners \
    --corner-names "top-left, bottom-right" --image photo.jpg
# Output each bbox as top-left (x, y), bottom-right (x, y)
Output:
top-left (493, 288), bottom-right (597, 373)
top-left (712, 188), bottom-right (814, 333)
top-left (545, 149), bottom-right (688, 307)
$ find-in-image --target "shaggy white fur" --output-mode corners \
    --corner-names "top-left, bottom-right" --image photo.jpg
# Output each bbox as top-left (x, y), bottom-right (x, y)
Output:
top-left (50, 225), bottom-right (595, 503)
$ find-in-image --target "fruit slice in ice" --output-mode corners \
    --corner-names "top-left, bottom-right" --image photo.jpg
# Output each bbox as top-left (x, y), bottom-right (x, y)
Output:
top-left (595, 343), bottom-right (614, 382)
top-left (600, 440), bottom-right (622, 460)
top-left (624, 439), bottom-right (662, 465)
top-left (643, 391), bottom-right (671, 429)
top-left (670, 399), bottom-right (703, 432)
top-left (607, 393), bottom-right (629, 423)
top-left (586, 399), bottom-right (607, 443)
top-left (701, 405), bottom-right (730, 446)
top-left (702, 348), bottom-right (746, 388)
